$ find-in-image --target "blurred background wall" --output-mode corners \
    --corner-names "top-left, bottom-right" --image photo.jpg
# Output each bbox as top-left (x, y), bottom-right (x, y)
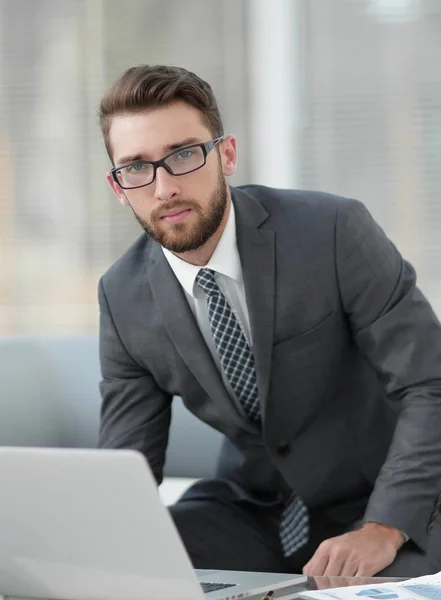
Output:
top-left (0, 0), bottom-right (440, 334)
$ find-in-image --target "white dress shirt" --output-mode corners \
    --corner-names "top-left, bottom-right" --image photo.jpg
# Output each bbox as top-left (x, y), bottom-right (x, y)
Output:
top-left (162, 203), bottom-right (252, 407)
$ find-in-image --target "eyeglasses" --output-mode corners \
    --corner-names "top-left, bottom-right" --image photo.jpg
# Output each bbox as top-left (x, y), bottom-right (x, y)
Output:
top-left (110, 135), bottom-right (224, 189)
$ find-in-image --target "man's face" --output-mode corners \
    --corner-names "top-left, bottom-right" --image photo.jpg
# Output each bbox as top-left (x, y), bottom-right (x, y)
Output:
top-left (106, 101), bottom-right (236, 254)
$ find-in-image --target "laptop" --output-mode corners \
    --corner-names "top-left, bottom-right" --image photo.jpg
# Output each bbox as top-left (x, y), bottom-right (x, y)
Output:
top-left (0, 447), bottom-right (306, 600)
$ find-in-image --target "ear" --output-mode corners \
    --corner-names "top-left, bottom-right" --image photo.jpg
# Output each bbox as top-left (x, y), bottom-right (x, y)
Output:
top-left (106, 172), bottom-right (130, 207)
top-left (220, 135), bottom-right (237, 177)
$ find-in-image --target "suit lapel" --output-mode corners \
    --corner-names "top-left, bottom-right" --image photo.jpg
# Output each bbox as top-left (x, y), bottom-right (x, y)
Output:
top-left (233, 188), bottom-right (275, 418)
top-left (148, 243), bottom-right (250, 429)
top-left (148, 186), bottom-right (275, 426)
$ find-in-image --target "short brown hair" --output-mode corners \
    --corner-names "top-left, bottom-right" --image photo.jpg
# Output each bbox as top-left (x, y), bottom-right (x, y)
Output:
top-left (99, 65), bottom-right (224, 162)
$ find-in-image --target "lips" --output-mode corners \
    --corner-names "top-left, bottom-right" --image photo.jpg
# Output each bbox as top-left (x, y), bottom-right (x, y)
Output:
top-left (161, 208), bottom-right (189, 218)
top-left (160, 208), bottom-right (192, 223)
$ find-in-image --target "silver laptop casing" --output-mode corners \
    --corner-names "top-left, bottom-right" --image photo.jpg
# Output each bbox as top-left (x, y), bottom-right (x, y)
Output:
top-left (0, 447), bottom-right (305, 600)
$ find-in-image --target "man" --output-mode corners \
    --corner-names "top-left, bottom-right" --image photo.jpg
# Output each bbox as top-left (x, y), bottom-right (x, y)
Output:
top-left (97, 65), bottom-right (441, 577)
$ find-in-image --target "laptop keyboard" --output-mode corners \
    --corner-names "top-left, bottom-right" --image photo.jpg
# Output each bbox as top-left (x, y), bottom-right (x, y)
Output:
top-left (201, 581), bottom-right (237, 594)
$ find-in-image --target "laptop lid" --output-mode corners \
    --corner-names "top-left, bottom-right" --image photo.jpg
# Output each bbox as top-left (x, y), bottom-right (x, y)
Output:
top-left (0, 447), bottom-right (204, 600)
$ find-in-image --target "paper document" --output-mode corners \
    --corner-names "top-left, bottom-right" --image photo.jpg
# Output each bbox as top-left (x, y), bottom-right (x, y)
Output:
top-left (298, 572), bottom-right (441, 600)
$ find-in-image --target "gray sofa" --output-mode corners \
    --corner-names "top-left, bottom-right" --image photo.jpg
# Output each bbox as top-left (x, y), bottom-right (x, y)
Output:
top-left (0, 336), bottom-right (223, 480)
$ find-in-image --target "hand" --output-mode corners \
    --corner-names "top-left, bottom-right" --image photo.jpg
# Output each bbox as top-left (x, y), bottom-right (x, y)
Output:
top-left (303, 523), bottom-right (405, 577)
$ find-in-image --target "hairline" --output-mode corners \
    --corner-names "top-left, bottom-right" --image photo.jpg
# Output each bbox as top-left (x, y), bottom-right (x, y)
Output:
top-left (104, 101), bottom-right (220, 165)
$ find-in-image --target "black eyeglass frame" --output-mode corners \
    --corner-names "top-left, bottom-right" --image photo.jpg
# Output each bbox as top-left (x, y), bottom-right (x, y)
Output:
top-left (110, 135), bottom-right (225, 189)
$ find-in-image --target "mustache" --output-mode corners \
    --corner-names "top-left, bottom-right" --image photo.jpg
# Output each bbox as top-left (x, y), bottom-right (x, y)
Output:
top-left (151, 200), bottom-right (199, 220)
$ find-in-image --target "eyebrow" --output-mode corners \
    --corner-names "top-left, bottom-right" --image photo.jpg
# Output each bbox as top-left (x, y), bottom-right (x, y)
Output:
top-left (115, 137), bottom-right (203, 167)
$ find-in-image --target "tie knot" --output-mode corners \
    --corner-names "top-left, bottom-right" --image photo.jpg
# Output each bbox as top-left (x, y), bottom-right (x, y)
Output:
top-left (195, 268), bottom-right (219, 297)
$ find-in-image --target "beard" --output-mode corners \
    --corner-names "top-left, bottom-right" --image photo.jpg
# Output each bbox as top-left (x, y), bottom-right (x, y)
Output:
top-left (132, 169), bottom-right (228, 254)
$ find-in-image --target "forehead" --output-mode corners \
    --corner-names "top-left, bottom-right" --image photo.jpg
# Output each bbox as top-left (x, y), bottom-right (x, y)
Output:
top-left (109, 101), bottom-right (212, 164)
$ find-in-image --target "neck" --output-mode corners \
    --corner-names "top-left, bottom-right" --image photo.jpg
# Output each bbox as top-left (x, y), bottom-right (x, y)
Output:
top-left (173, 194), bottom-right (231, 267)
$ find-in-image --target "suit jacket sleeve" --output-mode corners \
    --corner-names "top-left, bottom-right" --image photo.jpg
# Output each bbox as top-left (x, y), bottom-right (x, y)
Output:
top-left (336, 198), bottom-right (441, 551)
top-left (98, 277), bottom-right (172, 485)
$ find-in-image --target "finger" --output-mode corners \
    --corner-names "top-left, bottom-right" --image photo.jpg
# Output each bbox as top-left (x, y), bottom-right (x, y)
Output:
top-left (340, 559), bottom-right (359, 578)
top-left (303, 551), bottom-right (329, 576)
top-left (354, 563), bottom-right (379, 578)
top-left (323, 552), bottom-right (346, 576)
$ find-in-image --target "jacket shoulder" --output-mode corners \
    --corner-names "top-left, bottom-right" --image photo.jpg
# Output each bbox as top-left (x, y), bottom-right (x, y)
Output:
top-left (237, 184), bottom-right (356, 215)
top-left (100, 233), bottom-right (152, 288)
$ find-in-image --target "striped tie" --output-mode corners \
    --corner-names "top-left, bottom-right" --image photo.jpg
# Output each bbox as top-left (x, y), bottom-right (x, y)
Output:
top-left (195, 268), bottom-right (309, 556)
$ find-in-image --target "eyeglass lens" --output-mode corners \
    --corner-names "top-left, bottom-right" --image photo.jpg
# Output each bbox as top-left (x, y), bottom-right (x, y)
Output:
top-left (116, 145), bottom-right (206, 188)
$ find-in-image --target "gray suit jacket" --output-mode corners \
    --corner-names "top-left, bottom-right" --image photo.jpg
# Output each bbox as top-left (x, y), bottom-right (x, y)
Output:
top-left (98, 185), bottom-right (441, 558)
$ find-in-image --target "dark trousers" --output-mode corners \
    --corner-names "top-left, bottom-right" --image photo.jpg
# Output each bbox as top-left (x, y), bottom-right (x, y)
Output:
top-left (169, 480), bottom-right (438, 577)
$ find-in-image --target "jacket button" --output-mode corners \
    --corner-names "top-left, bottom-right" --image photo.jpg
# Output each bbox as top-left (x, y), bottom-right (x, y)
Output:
top-left (277, 442), bottom-right (291, 457)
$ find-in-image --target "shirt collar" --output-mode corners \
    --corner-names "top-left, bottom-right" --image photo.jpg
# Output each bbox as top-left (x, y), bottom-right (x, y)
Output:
top-left (162, 201), bottom-right (242, 298)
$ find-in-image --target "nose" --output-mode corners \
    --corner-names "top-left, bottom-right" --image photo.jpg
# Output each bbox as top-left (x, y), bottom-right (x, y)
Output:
top-left (153, 166), bottom-right (180, 202)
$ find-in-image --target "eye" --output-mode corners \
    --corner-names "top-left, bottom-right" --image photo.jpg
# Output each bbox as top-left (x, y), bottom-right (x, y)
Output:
top-left (175, 149), bottom-right (194, 160)
top-left (126, 162), bottom-right (148, 173)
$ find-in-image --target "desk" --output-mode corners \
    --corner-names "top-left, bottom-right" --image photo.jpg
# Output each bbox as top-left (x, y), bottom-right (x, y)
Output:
top-left (0, 575), bottom-right (408, 600)
top-left (279, 576), bottom-right (407, 599)
top-left (307, 576), bottom-right (406, 590)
